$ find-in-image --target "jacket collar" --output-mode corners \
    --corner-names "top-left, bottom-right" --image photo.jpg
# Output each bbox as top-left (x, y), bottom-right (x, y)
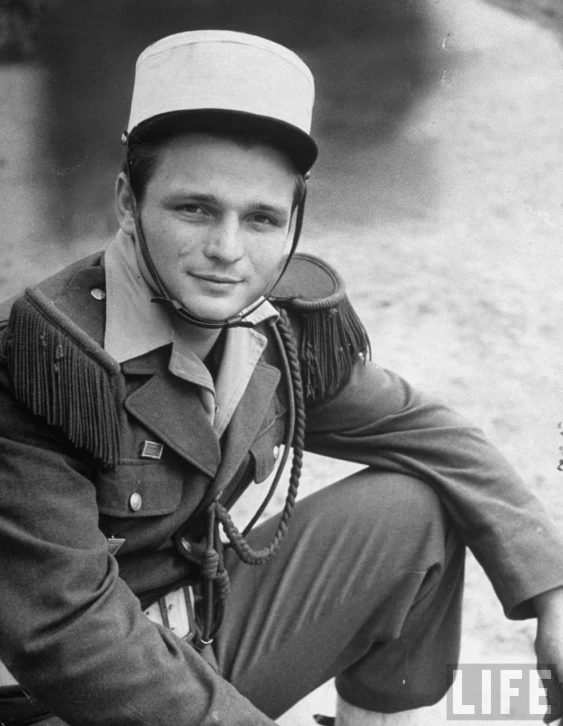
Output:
top-left (123, 360), bottom-right (221, 476)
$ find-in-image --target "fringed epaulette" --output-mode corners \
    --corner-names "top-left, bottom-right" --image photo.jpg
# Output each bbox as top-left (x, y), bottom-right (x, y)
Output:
top-left (2, 287), bottom-right (121, 469)
top-left (270, 253), bottom-right (371, 400)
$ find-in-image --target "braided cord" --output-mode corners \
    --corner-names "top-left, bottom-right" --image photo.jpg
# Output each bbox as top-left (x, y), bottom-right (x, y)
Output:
top-left (240, 316), bottom-right (296, 538)
top-left (214, 309), bottom-right (306, 565)
top-left (195, 310), bottom-right (305, 646)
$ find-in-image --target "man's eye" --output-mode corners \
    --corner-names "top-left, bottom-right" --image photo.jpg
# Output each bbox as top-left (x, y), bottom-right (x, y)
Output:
top-left (179, 204), bottom-right (206, 215)
top-left (250, 214), bottom-right (275, 226)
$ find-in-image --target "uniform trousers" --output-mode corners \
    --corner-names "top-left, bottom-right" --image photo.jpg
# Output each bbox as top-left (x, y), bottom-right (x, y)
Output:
top-left (33, 468), bottom-right (465, 725)
top-left (217, 468), bottom-right (465, 719)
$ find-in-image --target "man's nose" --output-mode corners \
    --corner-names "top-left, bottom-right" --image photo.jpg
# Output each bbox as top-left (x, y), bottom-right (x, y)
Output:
top-left (204, 217), bottom-right (244, 263)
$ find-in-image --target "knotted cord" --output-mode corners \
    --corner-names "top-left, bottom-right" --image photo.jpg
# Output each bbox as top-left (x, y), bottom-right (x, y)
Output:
top-left (195, 309), bottom-right (305, 645)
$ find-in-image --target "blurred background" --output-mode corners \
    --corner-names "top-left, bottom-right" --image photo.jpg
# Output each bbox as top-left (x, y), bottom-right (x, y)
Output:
top-left (1, 0), bottom-right (563, 723)
top-left (0, 0), bottom-right (441, 252)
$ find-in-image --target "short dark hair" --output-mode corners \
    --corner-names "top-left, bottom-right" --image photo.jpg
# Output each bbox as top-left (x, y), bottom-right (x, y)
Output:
top-left (124, 129), bottom-right (306, 208)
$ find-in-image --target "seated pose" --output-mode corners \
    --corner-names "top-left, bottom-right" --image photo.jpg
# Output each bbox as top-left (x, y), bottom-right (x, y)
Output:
top-left (0, 30), bottom-right (562, 726)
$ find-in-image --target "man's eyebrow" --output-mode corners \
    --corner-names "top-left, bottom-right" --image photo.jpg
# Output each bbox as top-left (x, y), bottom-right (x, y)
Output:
top-left (164, 192), bottom-right (220, 205)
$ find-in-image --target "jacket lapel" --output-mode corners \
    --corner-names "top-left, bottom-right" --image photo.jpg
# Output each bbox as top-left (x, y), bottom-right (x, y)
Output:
top-left (122, 348), bottom-right (221, 477)
top-left (203, 360), bottom-right (281, 505)
top-left (121, 348), bottom-right (281, 494)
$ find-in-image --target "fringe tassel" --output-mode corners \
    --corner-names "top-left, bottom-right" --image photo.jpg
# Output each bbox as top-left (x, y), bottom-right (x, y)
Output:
top-left (296, 295), bottom-right (371, 400)
top-left (4, 288), bottom-right (121, 469)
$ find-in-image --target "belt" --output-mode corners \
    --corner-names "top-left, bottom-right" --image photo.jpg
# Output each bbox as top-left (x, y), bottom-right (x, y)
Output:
top-left (0, 686), bottom-right (51, 726)
top-left (143, 585), bottom-right (197, 641)
top-left (0, 586), bottom-right (201, 725)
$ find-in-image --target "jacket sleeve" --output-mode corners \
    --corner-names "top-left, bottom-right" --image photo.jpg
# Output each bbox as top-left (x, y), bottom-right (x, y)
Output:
top-left (0, 372), bottom-right (276, 726)
top-left (304, 359), bottom-right (563, 619)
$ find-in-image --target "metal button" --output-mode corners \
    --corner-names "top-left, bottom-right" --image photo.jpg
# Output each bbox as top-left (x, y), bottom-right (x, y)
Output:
top-left (180, 537), bottom-right (192, 554)
top-left (273, 445), bottom-right (281, 460)
top-left (90, 287), bottom-right (106, 301)
top-left (129, 492), bottom-right (142, 512)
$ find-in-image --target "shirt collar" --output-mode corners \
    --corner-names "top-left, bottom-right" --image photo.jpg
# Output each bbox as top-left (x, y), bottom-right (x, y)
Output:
top-left (103, 230), bottom-right (279, 365)
top-left (104, 230), bottom-right (173, 363)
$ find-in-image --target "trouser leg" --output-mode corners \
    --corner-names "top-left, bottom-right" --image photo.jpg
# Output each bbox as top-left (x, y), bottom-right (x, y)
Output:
top-left (335, 694), bottom-right (447, 726)
top-left (215, 468), bottom-right (465, 720)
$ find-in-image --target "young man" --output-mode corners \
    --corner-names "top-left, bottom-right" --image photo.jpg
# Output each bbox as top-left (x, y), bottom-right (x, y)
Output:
top-left (0, 30), bottom-right (562, 726)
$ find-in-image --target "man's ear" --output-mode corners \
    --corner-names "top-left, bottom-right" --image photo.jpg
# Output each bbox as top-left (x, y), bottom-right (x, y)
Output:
top-left (115, 172), bottom-right (137, 236)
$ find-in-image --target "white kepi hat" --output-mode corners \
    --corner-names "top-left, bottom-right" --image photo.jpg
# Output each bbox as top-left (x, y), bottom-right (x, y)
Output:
top-left (125, 29), bottom-right (318, 173)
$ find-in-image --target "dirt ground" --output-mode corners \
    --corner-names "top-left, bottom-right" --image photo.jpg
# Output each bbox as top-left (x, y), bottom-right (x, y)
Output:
top-left (278, 2), bottom-right (563, 722)
top-left (1, 0), bottom-right (563, 723)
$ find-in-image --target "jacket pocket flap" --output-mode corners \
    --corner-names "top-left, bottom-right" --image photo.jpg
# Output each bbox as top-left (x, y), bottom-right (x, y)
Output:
top-left (96, 462), bottom-right (183, 517)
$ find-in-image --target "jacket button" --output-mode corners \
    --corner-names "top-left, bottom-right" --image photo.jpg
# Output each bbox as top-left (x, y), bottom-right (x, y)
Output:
top-left (90, 287), bottom-right (106, 300)
top-left (129, 492), bottom-right (142, 512)
top-left (273, 445), bottom-right (280, 460)
top-left (180, 537), bottom-right (192, 553)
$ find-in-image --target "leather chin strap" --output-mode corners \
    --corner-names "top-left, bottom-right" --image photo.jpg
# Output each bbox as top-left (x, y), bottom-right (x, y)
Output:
top-left (132, 188), bottom-right (308, 330)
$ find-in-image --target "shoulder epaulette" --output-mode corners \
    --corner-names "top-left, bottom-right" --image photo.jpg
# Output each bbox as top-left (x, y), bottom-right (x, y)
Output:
top-left (270, 253), bottom-right (371, 399)
top-left (2, 285), bottom-right (121, 469)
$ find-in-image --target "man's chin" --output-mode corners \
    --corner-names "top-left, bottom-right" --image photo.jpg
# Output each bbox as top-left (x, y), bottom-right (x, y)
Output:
top-left (176, 300), bottom-right (247, 323)
top-left (176, 290), bottom-right (265, 323)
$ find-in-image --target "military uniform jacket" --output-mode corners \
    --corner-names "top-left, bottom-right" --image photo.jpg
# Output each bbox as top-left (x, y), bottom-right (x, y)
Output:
top-left (1, 252), bottom-right (563, 726)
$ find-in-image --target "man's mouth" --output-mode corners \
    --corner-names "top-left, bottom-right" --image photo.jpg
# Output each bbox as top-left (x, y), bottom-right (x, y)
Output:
top-left (190, 272), bottom-right (242, 284)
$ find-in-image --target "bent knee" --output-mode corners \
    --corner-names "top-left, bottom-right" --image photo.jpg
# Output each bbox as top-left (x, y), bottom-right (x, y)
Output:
top-left (337, 468), bottom-right (443, 523)
top-left (324, 469), bottom-right (450, 566)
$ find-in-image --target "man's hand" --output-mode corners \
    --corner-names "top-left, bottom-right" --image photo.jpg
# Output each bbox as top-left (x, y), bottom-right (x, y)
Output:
top-left (534, 587), bottom-right (563, 724)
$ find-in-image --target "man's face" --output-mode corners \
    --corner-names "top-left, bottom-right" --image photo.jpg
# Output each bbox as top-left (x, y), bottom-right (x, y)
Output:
top-left (133, 132), bottom-right (296, 322)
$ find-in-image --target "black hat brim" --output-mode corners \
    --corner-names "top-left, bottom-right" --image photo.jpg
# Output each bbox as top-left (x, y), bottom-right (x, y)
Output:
top-left (128, 109), bottom-right (318, 175)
